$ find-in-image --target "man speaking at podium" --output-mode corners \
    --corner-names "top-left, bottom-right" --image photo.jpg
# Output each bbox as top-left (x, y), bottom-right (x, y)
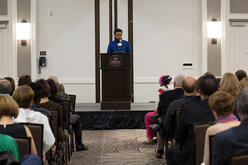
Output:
top-left (107, 28), bottom-right (131, 54)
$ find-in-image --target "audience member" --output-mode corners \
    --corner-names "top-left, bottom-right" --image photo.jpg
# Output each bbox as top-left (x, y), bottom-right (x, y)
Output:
top-left (4, 77), bottom-right (15, 95)
top-left (239, 77), bottom-right (248, 91)
top-left (156, 74), bottom-right (184, 158)
top-left (0, 79), bottom-right (12, 95)
top-left (203, 91), bottom-right (240, 165)
top-left (0, 96), bottom-right (37, 155)
top-left (220, 72), bottom-right (240, 119)
top-left (235, 69), bottom-right (247, 81)
top-left (13, 85), bottom-right (55, 154)
top-left (166, 74), bottom-right (218, 165)
top-left (28, 82), bottom-right (50, 117)
top-left (220, 73), bottom-right (240, 100)
top-left (0, 134), bottom-right (20, 162)
top-left (18, 75), bottom-right (31, 86)
top-left (143, 75), bottom-right (172, 144)
top-left (213, 88), bottom-right (248, 165)
top-left (163, 76), bottom-right (196, 141)
top-left (47, 78), bottom-right (88, 151)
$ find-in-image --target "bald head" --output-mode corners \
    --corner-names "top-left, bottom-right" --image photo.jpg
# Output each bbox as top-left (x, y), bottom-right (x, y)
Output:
top-left (0, 79), bottom-right (12, 95)
top-left (182, 76), bottom-right (196, 95)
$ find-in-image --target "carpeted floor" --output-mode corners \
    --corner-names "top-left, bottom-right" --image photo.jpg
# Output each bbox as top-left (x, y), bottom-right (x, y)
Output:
top-left (69, 129), bottom-right (166, 165)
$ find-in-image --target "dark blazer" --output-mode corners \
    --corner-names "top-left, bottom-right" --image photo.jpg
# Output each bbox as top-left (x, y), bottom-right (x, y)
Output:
top-left (163, 96), bottom-right (195, 140)
top-left (157, 88), bottom-right (184, 119)
top-left (213, 120), bottom-right (248, 165)
top-left (167, 96), bottom-right (215, 165)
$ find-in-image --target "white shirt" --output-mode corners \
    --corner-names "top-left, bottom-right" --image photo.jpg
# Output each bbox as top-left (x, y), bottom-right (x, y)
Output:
top-left (14, 108), bottom-right (55, 154)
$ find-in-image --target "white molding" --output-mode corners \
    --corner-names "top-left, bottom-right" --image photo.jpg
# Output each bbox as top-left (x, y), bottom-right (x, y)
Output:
top-left (50, 77), bottom-right (162, 85)
top-left (229, 14), bottom-right (248, 20)
top-left (31, 0), bottom-right (38, 80)
top-left (0, 16), bottom-right (9, 21)
top-left (202, 0), bottom-right (208, 74)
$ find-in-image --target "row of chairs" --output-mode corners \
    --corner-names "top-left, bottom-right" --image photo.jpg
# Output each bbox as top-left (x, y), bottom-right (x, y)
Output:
top-left (194, 123), bottom-right (248, 165)
top-left (13, 94), bottom-right (77, 165)
top-left (174, 111), bottom-right (248, 165)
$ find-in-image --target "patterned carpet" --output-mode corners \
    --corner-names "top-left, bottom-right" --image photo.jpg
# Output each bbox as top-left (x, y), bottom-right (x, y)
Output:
top-left (69, 129), bottom-right (166, 165)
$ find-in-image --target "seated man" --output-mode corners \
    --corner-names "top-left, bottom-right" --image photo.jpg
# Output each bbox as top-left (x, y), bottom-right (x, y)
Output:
top-left (213, 88), bottom-right (248, 165)
top-left (13, 85), bottom-right (55, 155)
top-left (163, 76), bottom-right (196, 141)
top-left (0, 79), bottom-right (12, 95)
top-left (156, 75), bottom-right (184, 159)
top-left (166, 74), bottom-right (218, 165)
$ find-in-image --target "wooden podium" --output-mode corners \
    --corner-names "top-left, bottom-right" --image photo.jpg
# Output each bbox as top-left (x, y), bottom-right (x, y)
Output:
top-left (100, 53), bottom-right (131, 110)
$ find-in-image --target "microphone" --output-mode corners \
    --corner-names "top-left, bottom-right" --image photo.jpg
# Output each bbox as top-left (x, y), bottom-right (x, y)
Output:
top-left (117, 39), bottom-right (123, 46)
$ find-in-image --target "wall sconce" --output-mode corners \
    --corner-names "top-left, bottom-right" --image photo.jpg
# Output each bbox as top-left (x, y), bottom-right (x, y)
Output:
top-left (16, 19), bottom-right (31, 46)
top-left (207, 18), bottom-right (222, 44)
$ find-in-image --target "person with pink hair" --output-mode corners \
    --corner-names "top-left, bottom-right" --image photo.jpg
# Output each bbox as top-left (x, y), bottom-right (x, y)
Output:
top-left (143, 75), bottom-right (172, 144)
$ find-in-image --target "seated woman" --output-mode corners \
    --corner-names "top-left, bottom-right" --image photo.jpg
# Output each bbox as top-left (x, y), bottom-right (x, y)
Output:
top-left (143, 75), bottom-right (172, 144)
top-left (13, 85), bottom-right (55, 155)
top-left (0, 134), bottom-right (20, 162)
top-left (203, 91), bottom-right (240, 165)
top-left (0, 96), bottom-right (37, 155)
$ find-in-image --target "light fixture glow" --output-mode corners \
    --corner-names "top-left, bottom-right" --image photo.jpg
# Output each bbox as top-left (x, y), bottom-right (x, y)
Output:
top-left (16, 22), bottom-right (31, 40)
top-left (207, 21), bottom-right (222, 39)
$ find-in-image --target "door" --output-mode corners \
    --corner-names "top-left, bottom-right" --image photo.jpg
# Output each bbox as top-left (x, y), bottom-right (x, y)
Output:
top-left (230, 22), bottom-right (248, 73)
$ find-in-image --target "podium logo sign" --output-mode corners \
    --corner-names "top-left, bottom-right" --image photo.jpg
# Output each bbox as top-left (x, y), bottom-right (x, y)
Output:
top-left (109, 55), bottom-right (122, 67)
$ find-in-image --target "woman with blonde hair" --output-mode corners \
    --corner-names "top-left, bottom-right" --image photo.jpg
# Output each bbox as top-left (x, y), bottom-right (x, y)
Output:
top-left (220, 73), bottom-right (240, 99)
top-left (220, 72), bottom-right (240, 119)
top-left (239, 77), bottom-right (248, 91)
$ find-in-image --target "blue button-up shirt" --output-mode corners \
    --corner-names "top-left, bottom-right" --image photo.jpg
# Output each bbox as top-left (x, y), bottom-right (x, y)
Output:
top-left (107, 40), bottom-right (131, 54)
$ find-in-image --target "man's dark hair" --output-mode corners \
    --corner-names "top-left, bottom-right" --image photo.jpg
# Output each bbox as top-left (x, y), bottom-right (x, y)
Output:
top-left (235, 70), bottom-right (247, 81)
top-left (114, 28), bottom-right (123, 34)
top-left (4, 77), bottom-right (15, 95)
top-left (182, 79), bottom-right (195, 93)
top-left (18, 75), bottom-right (32, 86)
top-left (35, 79), bottom-right (50, 98)
top-left (0, 79), bottom-right (12, 95)
top-left (198, 74), bottom-right (218, 97)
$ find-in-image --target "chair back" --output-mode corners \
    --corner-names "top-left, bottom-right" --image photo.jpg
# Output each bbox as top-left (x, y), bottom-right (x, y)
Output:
top-left (62, 101), bottom-right (71, 130)
top-left (14, 137), bottom-right (31, 158)
top-left (69, 95), bottom-right (76, 112)
top-left (209, 135), bottom-right (215, 165)
top-left (49, 110), bottom-right (59, 146)
top-left (19, 123), bottom-right (43, 159)
top-left (194, 123), bottom-right (212, 165)
top-left (228, 152), bottom-right (248, 165)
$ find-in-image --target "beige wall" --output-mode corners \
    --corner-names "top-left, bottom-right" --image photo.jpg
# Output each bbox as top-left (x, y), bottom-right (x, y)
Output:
top-left (230, 0), bottom-right (248, 13)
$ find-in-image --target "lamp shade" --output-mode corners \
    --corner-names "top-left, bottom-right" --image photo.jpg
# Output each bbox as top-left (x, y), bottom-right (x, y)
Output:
top-left (16, 23), bottom-right (31, 40)
top-left (207, 21), bottom-right (222, 39)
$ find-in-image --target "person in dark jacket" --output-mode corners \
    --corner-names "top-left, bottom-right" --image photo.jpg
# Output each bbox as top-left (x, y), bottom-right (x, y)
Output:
top-left (156, 75), bottom-right (184, 159)
top-left (166, 74), bottom-right (218, 165)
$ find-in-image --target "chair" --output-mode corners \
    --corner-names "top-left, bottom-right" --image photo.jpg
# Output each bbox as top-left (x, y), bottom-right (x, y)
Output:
top-left (228, 152), bottom-right (248, 165)
top-left (14, 137), bottom-right (31, 158)
top-left (69, 94), bottom-right (76, 113)
top-left (19, 123), bottom-right (44, 159)
top-left (62, 101), bottom-right (71, 130)
top-left (209, 135), bottom-right (215, 165)
top-left (49, 110), bottom-right (59, 147)
top-left (194, 123), bottom-right (213, 165)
